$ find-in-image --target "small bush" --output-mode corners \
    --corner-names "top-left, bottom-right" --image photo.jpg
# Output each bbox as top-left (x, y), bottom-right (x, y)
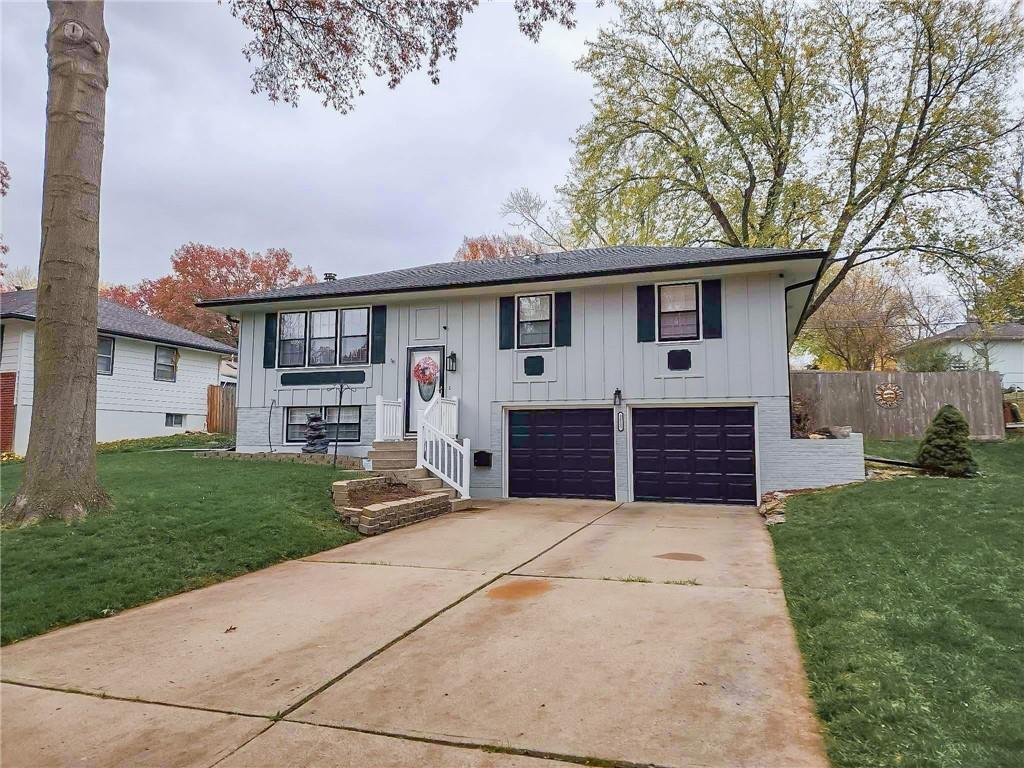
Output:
top-left (916, 405), bottom-right (978, 477)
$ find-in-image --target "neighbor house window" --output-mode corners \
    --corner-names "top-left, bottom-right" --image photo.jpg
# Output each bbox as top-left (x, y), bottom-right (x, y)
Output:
top-left (308, 310), bottom-right (338, 366)
top-left (165, 413), bottom-right (184, 427)
top-left (154, 345), bottom-right (178, 381)
top-left (516, 294), bottom-right (552, 349)
top-left (97, 335), bottom-right (115, 375)
top-left (658, 283), bottom-right (700, 341)
top-left (285, 406), bottom-right (360, 443)
top-left (340, 308), bottom-right (369, 364)
top-left (278, 312), bottom-right (307, 367)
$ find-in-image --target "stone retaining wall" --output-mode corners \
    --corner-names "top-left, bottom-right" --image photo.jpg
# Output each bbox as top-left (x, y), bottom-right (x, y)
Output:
top-left (196, 451), bottom-right (364, 470)
top-left (332, 477), bottom-right (453, 535)
top-left (354, 492), bottom-right (452, 535)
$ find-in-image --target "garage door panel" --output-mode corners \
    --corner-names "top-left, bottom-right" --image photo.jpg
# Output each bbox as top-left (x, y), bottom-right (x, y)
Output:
top-left (631, 407), bottom-right (756, 505)
top-left (508, 409), bottom-right (615, 500)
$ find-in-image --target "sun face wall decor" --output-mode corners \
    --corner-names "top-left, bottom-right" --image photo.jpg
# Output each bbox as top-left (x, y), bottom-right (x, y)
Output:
top-left (875, 382), bottom-right (904, 408)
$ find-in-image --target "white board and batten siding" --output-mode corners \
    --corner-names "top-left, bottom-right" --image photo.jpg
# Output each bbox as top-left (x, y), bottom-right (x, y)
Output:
top-left (1, 320), bottom-right (221, 455)
top-left (235, 269), bottom-right (865, 500)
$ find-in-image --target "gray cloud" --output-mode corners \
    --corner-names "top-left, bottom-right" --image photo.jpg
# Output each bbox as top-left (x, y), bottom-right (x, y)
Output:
top-left (1, 1), bottom-right (612, 283)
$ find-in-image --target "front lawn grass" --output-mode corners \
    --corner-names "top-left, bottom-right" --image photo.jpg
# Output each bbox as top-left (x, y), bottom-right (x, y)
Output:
top-left (771, 437), bottom-right (1023, 768)
top-left (1, 452), bottom-right (362, 645)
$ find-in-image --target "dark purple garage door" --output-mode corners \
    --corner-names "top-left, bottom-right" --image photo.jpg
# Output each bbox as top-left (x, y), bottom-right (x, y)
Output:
top-left (508, 409), bottom-right (615, 500)
top-left (632, 407), bottom-right (756, 505)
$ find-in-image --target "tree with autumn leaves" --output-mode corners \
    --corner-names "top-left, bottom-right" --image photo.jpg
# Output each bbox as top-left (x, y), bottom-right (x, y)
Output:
top-left (454, 233), bottom-right (538, 261)
top-left (101, 244), bottom-right (315, 346)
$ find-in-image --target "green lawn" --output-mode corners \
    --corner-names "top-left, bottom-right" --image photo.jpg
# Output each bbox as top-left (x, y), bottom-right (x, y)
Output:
top-left (1, 451), bottom-right (362, 645)
top-left (772, 437), bottom-right (1024, 768)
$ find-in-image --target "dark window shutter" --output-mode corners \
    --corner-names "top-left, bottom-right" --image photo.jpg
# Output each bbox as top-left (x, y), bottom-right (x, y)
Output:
top-left (499, 296), bottom-right (515, 349)
top-left (554, 291), bottom-right (572, 347)
top-left (370, 305), bottom-right (387, 364)
top-left (702, 279), bottom-right (723, 339)
top-left (263, 313), bottom-right (277, 368)
top-left (636, 285), bottom-right (656, 342)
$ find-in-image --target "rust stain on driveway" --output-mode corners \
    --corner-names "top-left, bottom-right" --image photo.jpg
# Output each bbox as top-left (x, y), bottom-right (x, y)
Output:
top-left (486, 579), bottom-right (553, 601)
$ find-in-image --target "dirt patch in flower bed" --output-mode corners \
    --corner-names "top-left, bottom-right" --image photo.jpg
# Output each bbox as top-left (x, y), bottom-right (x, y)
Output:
top-left (346, 483), bottom-right (421, 507)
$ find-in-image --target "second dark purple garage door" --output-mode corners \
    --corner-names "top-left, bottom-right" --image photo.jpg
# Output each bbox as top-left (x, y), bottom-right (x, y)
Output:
top-left (632, 407), bottom-right (756, 505)
top-left (508, 409), bottom-right (615, 500)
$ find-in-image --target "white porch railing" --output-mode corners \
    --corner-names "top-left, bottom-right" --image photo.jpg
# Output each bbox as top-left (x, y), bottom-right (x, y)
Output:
top-left (417, 395), bottom-right (471, 498)
top-left (434, 396), bottom-right (459, 438)
top-left (374, 396), bottom-right (404, 442)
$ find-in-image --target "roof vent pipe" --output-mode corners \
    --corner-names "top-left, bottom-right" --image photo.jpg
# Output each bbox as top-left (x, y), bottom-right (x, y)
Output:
top-left (323, 272), bottom-right (337, 281)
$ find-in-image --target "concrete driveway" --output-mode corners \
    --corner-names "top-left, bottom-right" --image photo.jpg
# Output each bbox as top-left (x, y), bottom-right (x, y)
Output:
top-left (1, 499), bottom-right (826, 768)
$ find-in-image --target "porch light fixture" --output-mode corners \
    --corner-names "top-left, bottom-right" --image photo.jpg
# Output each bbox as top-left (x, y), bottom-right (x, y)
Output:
top-left (613, 388), bottom-right (622, 407)
top-left (446, 351), bottom-right (457, 372)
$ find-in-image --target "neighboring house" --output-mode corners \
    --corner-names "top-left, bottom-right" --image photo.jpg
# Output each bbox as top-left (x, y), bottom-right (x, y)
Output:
top-left (198, 246), bottom-right (865, 504)
top-left (901, 321), bottom-right (1024, 389)
top-left (1, 289), bottom-right (235, 454)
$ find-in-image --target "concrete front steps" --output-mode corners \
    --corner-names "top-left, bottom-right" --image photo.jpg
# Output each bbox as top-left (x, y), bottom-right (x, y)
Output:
top-left (368, 439), bottom-right (417, 470)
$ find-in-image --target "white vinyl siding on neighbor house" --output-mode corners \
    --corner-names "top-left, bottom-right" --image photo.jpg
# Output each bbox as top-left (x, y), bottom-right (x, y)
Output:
top-left (3, 320), bottom-right (222, 455)
top-left (943, 340), bottom-right (1024, 389)
top-left (233, 270), bottom-right (868, 498)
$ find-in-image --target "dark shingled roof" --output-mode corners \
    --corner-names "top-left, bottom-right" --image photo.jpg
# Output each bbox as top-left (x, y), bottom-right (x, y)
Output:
top-left (1, 289), bottom-right (235, 355)
top-left (197, 246), bottom-right (828, 307)
top-left (908, 320), bottom-right (1024, 345)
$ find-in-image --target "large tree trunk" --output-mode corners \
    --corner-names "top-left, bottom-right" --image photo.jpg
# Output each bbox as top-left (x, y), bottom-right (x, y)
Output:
top-left (2, 1), bottom-right (110, 525)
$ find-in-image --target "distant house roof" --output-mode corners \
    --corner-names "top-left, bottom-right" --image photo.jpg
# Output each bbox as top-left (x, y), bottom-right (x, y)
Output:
top-left (1, 289), bottom-right (235, 355)
top-left (906, 321), bottom-right (1024, 347)
top-left (196, 246), bottom-right (828, 308)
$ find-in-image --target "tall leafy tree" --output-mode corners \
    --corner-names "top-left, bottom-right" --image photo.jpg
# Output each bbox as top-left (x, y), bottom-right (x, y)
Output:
top-left (5, 0), bottom-right (580, 525)
top-left (520, 0), bottom-right (1024, 321)
top-left (102, 244), bottom-right (316, 346)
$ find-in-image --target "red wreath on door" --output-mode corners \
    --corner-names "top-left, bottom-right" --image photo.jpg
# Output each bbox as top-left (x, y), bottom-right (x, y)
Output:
top-left (413, 357), bottom-right (439, 385)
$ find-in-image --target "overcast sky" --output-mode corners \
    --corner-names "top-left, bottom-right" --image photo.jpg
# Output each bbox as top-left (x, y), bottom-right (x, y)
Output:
top-left (1, 1), bottom-right (615, 285)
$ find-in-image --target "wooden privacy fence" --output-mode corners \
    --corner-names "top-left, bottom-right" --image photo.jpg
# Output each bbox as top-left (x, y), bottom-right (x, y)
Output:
top-left (207, 385), bottom-right (236, 435)
top-left (791, 371), bottom-right (1005, 440)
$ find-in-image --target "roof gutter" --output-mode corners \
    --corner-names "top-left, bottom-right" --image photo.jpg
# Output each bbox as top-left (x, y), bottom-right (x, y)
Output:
top-left (195, 249), bottom-right (829, 310)
top-left (789, 252), bottom-right (833, 339)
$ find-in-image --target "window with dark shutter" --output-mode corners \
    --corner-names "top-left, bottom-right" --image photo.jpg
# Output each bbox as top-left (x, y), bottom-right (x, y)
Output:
top-left (658, 283), bottom-right (700, 341)
top-left (516, 294), bottom-right (553, 349)
top-left (278, 312), bottom-right (307, 367)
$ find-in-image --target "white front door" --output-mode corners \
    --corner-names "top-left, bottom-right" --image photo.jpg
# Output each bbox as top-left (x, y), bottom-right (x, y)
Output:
top-left (406, 346), bottom-right (444, 434)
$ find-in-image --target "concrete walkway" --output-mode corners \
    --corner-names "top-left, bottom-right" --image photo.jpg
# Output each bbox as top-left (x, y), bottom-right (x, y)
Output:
top-left (1, 499), bottom-right (826, 768)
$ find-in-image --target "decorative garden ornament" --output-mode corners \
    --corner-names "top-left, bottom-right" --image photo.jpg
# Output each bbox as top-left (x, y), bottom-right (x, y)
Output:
top-left (874, 382), bottom-right (904, 409)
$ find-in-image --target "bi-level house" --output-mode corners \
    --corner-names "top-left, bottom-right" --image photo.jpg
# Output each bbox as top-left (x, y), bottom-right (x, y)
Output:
top-left (198, 247), bottom-right (864, 504)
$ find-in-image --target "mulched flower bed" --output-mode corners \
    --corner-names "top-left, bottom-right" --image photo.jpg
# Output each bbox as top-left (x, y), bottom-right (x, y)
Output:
top-left (346, 483), bottom-right (422, 508)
